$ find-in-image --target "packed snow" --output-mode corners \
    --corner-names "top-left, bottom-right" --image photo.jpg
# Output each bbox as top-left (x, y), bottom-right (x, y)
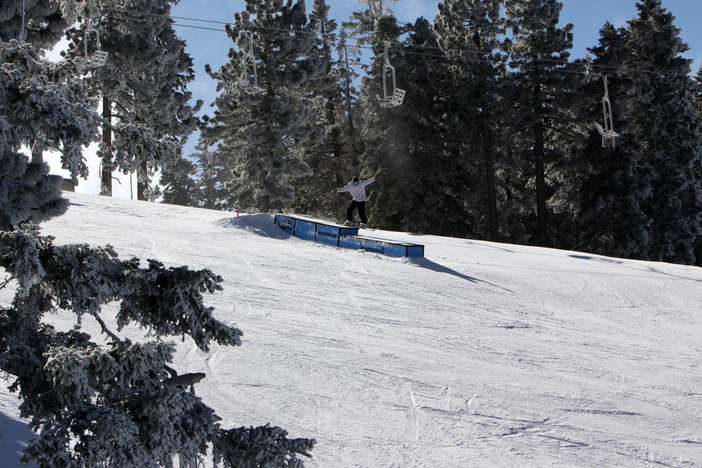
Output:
top-left (2, 192), bottom-right (702, 467)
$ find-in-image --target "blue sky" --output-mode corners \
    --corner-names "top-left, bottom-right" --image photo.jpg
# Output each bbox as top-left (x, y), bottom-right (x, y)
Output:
top-left (60, 0), bottom-right (702, 198)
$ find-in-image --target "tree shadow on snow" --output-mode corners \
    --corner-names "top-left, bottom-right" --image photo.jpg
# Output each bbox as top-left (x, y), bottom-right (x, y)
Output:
top-left (408, 258), bottom-right (514, 292)
top-left (569, 254), bottom-right (702, 283)
top-left (215, 214), bottom-right (291, 240)
top-left (0, 410), bottom-right (36, 468)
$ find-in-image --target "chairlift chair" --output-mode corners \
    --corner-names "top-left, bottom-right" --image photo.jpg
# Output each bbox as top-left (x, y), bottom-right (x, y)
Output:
top-left (75, 25), bottom-right (108, 69)
top-left (0, 0), bottom-right (26, 52)
top-left (237, 34), bottom-right (265, 94)
top-left (378, 42), bottom-right (405, 108)
top-left (593, 75), bottom-right (619, 148)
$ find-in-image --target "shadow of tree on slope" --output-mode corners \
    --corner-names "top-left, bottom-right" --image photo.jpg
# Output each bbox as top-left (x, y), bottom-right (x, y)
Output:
top-left (0, 409), bottom-right (36, 468)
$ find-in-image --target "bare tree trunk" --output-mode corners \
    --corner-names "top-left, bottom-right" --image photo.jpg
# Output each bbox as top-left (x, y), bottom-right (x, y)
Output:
top-left (137, 160), bottom-right (148, 201)
top-left (101, 96), bottom-right (113, 196)
top-left (534, 119), bottom-right (547, 247)
top-left (482, 117), bottom-right (498, 241)
top-left (31, 144), bottom-right (43, 163)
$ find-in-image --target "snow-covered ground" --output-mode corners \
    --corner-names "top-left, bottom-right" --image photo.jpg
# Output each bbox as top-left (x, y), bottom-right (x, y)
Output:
top-left (2, 192), bottom-right (702, 467)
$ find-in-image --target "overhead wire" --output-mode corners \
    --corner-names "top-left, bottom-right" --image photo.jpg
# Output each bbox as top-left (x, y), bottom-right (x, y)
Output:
top-left (105, 7), bottom-right (701, 84)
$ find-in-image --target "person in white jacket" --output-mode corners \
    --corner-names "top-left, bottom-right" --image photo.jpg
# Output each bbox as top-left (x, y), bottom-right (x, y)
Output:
top-left (332, 175), bottom-right (376, 228)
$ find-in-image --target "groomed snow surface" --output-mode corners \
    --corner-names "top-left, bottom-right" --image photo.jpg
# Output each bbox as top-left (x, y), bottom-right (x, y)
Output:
top-left (2, 192), bottom-right (702, 467)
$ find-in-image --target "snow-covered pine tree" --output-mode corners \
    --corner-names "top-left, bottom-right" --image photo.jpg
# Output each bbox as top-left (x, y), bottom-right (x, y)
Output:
top-left (342, 0), bottom-right (398, 50)
top-left (201, 0), bottom-right (329, 213)
top-left (63, 0), bottom-right (201, 199)
top-left (1, 0), bottom-right (69, 49)
top-left (360, 16), bottom-right (482, 236)
top-left (0, 1), bottom-right (101, 230)
top-left (552, 23), bottom-right (653, 259)
top-left (160, 156), bottom-right (199, 206)
top-left (620, 0), bottom-right (702, 264)
top-left (290, 0), bottom-right (351, 220)
top-left (0, 228), bottom-right (315, 466)
top-left (1, 3), bottom-right (317, 465)
top-left (191, 143), bottom-right (234, 210)
top-left (503, 0), bottom-right (574, 247)
top-left (434, 0), bottom-right (506, 241)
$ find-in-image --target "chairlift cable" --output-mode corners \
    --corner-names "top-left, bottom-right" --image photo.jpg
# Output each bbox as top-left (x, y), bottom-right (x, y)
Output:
top-left (103, 8), bottom-right (701, 84)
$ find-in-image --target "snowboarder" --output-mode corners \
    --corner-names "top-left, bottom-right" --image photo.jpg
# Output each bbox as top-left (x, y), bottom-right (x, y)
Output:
top-left (332, 175), bottom-right (377, 228)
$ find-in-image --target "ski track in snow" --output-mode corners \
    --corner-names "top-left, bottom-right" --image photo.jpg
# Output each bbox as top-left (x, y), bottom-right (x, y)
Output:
top-left (1, 192), bottom-right (702, 467)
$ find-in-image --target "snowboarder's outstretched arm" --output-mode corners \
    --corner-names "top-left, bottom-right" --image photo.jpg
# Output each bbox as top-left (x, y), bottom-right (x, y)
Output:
top-left (331, 176), bottom-right (376, 194)
top-left (332, 183), bottom-right (349, 194)
top-left (333, 183), bottom-right (351, 194)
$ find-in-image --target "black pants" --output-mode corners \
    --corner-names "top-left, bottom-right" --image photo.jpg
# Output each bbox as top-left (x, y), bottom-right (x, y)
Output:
top-left (347, 200), bottom-right (367, 223)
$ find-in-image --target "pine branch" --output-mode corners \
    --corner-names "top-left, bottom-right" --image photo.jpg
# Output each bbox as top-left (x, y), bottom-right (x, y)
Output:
top-left (92, 310), bottom-right (120, 343)
top-left (163, 372), bottom-right (206, 387)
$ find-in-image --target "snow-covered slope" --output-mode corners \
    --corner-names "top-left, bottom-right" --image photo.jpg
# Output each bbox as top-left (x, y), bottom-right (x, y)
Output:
top-left (2, 192), bottom-right (702, 467)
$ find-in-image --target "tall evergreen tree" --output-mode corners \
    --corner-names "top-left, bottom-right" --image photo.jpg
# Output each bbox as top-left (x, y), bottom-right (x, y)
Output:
top-left (402, 17), bottom-right (482, 236)
top-left (554, 24), bottom-right (653, 259)
top-left (191, 144), bottom-right (234, 210)
top-left (434, 0), bottom-right (506, 240)
top-left (503, 0), bottom-right (574, 247)
top-left (201, 0), bottom-right (328, 212)
top-left (342, 0), bottom-right (398, 49)
top-left (160, 156), bottom-right (199, 206)
top-left (1, 1), bottom-right (101, 229)
top-left (355, 16), bottom-right (408, 231)
top-left (694, 66), bottom-right (702, 119)
top-left (622, 0), bottom-right (702, 264)
top-left (63, 0), bottom-right (201, 199)
top-left (291, 0), bottom-right (348, 220)
top-left (323, 29), bottom-right (366, 219)
top-left (353, 15), bottom-right (461, 235)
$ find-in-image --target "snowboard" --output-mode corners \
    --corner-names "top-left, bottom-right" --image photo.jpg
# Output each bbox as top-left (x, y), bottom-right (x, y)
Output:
top-left (342, 221), bottom-right (375, 230)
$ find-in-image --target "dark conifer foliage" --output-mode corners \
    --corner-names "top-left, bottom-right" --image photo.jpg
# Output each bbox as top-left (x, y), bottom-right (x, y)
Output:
top-left (63, 0), bottom-right (201, 199)
top-left (622, 0), bottom-right (702, 264)
top-left (361, 16), bottom-right (482, 236)
top-left (291, 0), bottom-right (353, 220)
top-left (434, 0), bottom-right (506, 240)
top-left (188, 0), bottom-right (702, 266)
top-left (202, 0), bottom-right (329, 213)
top-left (503, 0), bottom-right (574, 247)
top-left (555, 24), bottom-right (653, 259)
top-left (355, 16), bottom-right (412, 232)
top-left (342, 0), bottom-right (398, 50)
top-left (0, 0), bottom-right (68, 49)
top-left (160, 156), bottom-right (199, 206)
top-left (1, 2), bottom-right (100, 230)
top-left (1, 1), bottom-right (317, 465)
